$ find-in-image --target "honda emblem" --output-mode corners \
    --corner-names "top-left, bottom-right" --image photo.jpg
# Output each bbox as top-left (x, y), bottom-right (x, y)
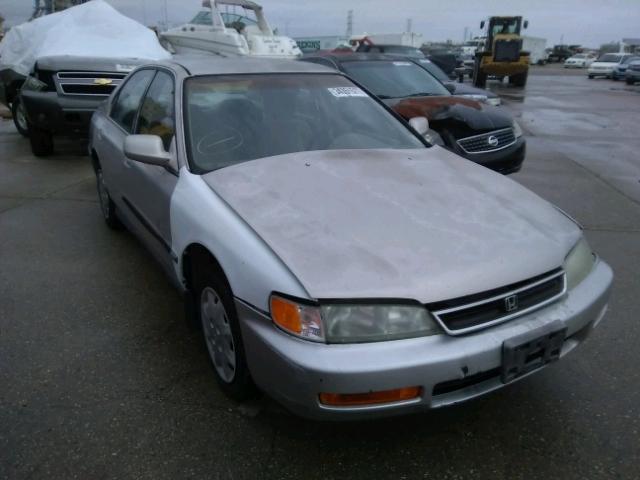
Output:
top-left (504, 294), bottom-right (518, 312)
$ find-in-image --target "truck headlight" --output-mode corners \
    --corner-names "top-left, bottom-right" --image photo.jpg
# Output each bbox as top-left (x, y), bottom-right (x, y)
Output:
top-left (486, 97), bottom-right (502, 106)
top-left (512, 120), bottom-right (523, 138)
top-left (270, 295), bottom-right (441, 343)
top-left (563, 237), bottom-right (596, 290)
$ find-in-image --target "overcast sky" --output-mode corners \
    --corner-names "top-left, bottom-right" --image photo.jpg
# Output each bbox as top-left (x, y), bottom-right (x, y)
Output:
top-left (1, 0), bottom-right (638, 47)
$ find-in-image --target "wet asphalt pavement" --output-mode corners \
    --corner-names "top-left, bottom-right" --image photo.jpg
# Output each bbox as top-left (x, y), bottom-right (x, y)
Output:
top-left (1, 65), bottom-right (639, 479)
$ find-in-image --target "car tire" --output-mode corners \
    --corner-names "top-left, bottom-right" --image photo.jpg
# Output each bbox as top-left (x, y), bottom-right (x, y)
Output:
top-left (626, 77), bottom-right (634, 85)
top-left (510, 71), bottom-right (528, 87)
top-left (95, 167), bottom-right (123, 230)
top-left (11, 99), bottom-right (29, 138)
top-left (28, 124), bottom-right (53, 156)
top-left (588, 75), bottom-right (594, 79)
top-left (194, 265), bottom-right (256, 401)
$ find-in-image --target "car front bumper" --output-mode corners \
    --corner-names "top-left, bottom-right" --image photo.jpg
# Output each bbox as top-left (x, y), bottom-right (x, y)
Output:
top-left (453, 136), bottom-right (526, 175)
top-left (20, 91), bottom-right (106, 137)
top-left (588, 67), bottom-right (613, 77)
top-left (237, 259), bottom-right (613, 420)
top-left (624, 70), bottom-right (640, 82)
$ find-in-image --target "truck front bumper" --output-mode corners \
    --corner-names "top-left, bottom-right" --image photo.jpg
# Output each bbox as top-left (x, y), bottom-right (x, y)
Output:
top-left (20, 91), bottom-right (106, 137)
top-left (454, 136), bottom-right (526, 175)
top-left (237, 259), bottom-right (612, 420)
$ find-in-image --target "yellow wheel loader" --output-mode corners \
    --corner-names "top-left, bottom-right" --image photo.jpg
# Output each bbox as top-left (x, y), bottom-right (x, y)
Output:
top-left (473, 16), bottom-right (530, 88)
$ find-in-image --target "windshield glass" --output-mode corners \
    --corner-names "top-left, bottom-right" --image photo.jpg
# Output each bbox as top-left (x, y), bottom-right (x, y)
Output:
top-left (415, 59), bottom-right (449, 82)
top-left (489, 18), bottom-right (520, 36)
top-left (221, 12), bottom-right (258, 29)
top-left (573, 54), bottom-right (586, 59)
top-left (598, 54), bottom-right (622, 62)
top-left (341, 61), bottom-right (450, 99)
top-left (184, 74), bottom-right (425, 173)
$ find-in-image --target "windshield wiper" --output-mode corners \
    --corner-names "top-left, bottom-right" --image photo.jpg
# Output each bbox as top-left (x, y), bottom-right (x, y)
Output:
top-left (375, 94), bottom-right (396, 99)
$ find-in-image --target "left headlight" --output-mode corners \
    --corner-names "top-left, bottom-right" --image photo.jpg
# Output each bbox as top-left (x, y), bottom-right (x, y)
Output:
top-left (486, 97), bottom-right (502, 106)
top-left (563, 237), bottom-right (596, 290)
top-left (270, 295), bottom-right (441, 344)
top-left (512, 120), bottom-right (523, 138)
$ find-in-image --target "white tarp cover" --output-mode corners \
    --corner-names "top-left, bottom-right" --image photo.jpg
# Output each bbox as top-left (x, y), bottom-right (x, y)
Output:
top-left (0, 0), bottom-right (171, 76)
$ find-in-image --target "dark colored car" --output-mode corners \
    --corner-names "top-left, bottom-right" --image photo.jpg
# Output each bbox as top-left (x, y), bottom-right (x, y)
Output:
top-left (301, 54), bottom-right (525, 174)
top-left (412, 57), bottom-right (501, 106)
top-left (18, 55), bottom-right (144, 156)
top-left (625, 60), bottom-right (640, 85)
top-left (355, 44), bottom-right (425, 59)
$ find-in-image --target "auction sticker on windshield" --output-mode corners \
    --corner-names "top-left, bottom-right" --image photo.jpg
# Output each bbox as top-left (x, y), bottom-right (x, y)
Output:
top-left (328, 87), bottom-right (368, 98)
top-left (393, 61), bottom-right (413, 66)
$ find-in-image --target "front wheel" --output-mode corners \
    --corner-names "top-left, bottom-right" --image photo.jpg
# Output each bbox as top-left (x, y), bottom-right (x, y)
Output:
top-left (588, 75), bottom-right (594, 79)
top-left (11, 99), bottom-right (29, 137)
top-left (28, 125), bottom-right (53, 156)
top-left (626, 77), bottom-right (635, 85)
top-left (196, 269), bottom-right (256, 401)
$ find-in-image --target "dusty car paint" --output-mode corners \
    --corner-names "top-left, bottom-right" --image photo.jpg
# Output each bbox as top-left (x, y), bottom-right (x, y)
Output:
top-left (203, 147), bottom-right (579, 303)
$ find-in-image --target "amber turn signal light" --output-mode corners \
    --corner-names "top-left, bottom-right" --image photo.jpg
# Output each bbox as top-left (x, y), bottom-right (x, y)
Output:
top-left (319, 386), bottom-right (422, 407)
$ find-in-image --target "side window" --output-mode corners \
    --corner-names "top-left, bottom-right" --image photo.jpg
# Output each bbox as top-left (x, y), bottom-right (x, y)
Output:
top-left (110, 69), bottom-right (155, 133)
top-left (136, 71), bottom-right (175, 152)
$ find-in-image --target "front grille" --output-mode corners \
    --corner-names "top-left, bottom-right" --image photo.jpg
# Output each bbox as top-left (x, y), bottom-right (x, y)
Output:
top-left (427, 269), bottom-right (566, 335)
top-left (494, 39), bottom-right (521, 62)
top-left (457, 128), bottom-right (516, 154)
top-left (630, 65), bottom-right (640, 71)
top-left (56, 71), bottom-right (127, 96)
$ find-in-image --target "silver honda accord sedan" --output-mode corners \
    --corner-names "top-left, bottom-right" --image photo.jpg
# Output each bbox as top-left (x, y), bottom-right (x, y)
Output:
top-left (88, 57), bottom-right (613, 420)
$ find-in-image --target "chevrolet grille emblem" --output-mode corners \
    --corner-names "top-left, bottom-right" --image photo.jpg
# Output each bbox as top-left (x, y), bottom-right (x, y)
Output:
top-left (93, 78), bottom-right (113, 86)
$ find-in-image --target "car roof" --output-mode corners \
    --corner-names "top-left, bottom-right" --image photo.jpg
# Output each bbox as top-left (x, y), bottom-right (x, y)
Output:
top-left (303, 52), bottom-right (415, 64)
top-left (154, 55), bottom-right (335, 76)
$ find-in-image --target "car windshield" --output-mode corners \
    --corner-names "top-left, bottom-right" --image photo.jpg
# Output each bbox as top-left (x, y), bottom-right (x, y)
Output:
top-left (622, 56), bottom-right (639, 64)
top-left (184, 74), bottom-right (425, 173)
top-left (415, 59), bottom-right (450, 82)
top-left (598, 54), bottom-right (622, 62)
top-left (573, 54), bottom-right (586, 59)
top-left (341, 61), bottom-right (450, 99)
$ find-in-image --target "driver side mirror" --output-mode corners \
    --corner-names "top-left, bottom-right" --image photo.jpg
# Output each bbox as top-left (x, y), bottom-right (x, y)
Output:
top-left (444, 83), bottom-right (456, 94)
top-left (523, 20), bottom-right (529, 29)
top-left (124, 135), bottom-right (171, 167)
top-left (409, 117), bottom-right (429, 136)
top-left (480, 20), bottom-right (485, 29)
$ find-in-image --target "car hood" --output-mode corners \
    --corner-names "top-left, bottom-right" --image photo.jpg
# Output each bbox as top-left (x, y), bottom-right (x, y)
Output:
top-left (202, 148), bottom-right (580, 303)
top-left (384, 96), bottom-right (512, 137)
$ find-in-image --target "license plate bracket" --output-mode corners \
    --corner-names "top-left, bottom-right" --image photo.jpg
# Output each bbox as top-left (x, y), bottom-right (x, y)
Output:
top-left (501, 321), bottom-right (567, 383)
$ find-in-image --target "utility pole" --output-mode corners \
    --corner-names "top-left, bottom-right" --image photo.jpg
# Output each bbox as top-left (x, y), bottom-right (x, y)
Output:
top-left (346, 10), bottom-right (353, 38)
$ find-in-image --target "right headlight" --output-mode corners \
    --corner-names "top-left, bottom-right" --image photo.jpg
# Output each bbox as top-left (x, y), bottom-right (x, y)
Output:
top-left (512, 120), bottom-right (523, 138)
top-left (563, 237), bottom-right (596, 290)
top-left (270, 295), bottom-right (441, 344)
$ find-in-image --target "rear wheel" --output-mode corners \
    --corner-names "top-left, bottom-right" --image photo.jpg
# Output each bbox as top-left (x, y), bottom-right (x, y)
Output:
top-left (194, 264), bottom-right (256, 401)
top-left (588, 75), bottom-right (594, 79)
top-left (28, 124), bottom-right (53, 156)
top-left (95, 167), bottom-right (123, 230)
top-left (627, 77), bottom-right (635, 85)
top-left (11, 99), bottom-right (29, 137)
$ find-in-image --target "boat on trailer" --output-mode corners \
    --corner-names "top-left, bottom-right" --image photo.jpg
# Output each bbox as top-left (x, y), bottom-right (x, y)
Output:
top-left (160, 0), bottom-right (302, 58)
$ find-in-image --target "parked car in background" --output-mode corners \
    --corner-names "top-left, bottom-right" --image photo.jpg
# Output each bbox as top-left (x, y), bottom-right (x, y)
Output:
top-left (625, 60), bottom-right (640, 84)
top-left (588, 53), bottom-right (635, 79)
top-left (413, 57), bottom-right (501, 106)
top-left (89, 57), bottom-right (612, 420)
top-left (19, 56), bottom-right (145, 156)
top-left (564, 53), bottom-right (594, 68)
top-left (301, 53), bottom-right (525, 174)
top-left (355, 43), bottom-right (425, 59)
top-left (612, 55), bottom-right (640, 80)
